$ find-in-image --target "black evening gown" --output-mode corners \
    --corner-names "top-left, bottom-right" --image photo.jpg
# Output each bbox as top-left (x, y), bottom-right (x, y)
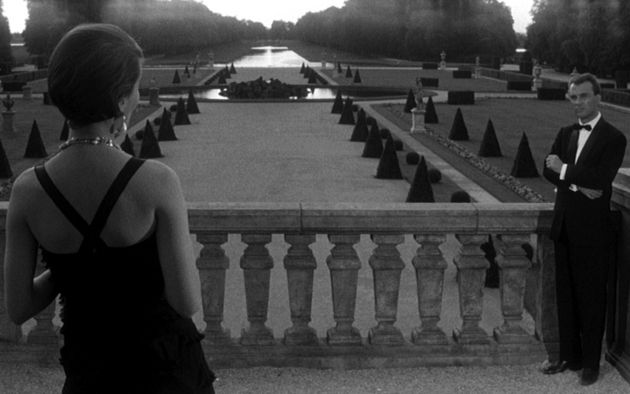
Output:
top-left (34, 158), bottom-right (215, 394)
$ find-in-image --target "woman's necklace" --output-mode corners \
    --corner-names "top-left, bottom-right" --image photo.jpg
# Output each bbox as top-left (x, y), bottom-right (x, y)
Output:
top-left (59, 136), bottom-right (120, 151)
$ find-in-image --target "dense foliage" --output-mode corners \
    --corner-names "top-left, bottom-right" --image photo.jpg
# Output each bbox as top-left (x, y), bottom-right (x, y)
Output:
top-left (0, 0), bottom-right (13, 73)
top-left (527, 0), bottom-right (630, 75)
top-left (22, 0), bottom-right (267, 63)
top-left (294, 0), bottom-right (518, 62)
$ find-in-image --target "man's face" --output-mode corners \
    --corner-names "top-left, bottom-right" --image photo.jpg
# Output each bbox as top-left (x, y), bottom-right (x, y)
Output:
top-left (567, 81), bottom-right (600, 122)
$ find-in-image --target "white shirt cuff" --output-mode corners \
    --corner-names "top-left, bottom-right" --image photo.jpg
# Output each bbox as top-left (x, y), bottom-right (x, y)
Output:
top-left (559, 164), bottom-right (567, 180)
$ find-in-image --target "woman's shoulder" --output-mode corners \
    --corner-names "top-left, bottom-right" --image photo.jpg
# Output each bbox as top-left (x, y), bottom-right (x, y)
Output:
top-left (11, 167), bottom-right (40, 199)
top-left (135, 158), bottom-right (180, 185)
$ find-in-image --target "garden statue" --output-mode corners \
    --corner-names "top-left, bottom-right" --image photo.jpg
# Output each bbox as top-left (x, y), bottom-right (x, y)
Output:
top-left (474, 56), bottom-right (481, 78)
top-left (410, 78), bottom-right (426, 134)
top-left (439, 50), bottom-right (447, 70)
top-left (413, 77), bottom-right (424, 110)
top-left (2, 93), bottom-right (14, 112)
top-left (532, 59), bottom-right (543, 91)
top-left (2, 94), bottom-right (15, 134)
top-left (148, 78), bottom-right (160, 106)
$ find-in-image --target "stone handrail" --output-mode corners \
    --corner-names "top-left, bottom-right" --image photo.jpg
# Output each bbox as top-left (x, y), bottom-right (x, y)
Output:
top-left (0, 201), bottom-right (564, 368)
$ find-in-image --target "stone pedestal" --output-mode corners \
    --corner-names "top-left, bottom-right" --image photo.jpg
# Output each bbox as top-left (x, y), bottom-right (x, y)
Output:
top-left (2, 111), bottom-right (14, 134)
top-left (439, 61), bottom-right (446, 71)
top-left (533, 78), bottom-right (543, 91)
top-left (410, 108), bottom-right (426, 134)
top-left (22, 86), bottom-right (32, 100)
top-left (148, 87), bottom-right (160, 106)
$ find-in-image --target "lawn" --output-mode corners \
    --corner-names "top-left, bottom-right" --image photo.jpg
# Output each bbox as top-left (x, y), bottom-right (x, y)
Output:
top-left (0, 97), bottom-right (159, 191)
top-left (324, 68), bottom-right (512, 92)
top-left (375, 98), bottom-right (630, 202)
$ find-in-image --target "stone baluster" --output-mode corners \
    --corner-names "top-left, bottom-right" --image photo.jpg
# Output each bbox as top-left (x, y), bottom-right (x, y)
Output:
top-left (27, 259), bottom-right (58, 345)
top-left (493, 234), bottom-right (535, 344)
top-left (240, 234), bottom-right (275, 345)
top-left (534, 233), bottom-right (560, 361)
top-left (411, 234), bottom-right (448, 345)
top-left (0, 230), bottom-right (22, 342)
top-left (453, 234), bottom-right (490, 344)
top-left (326, 234), bottom-right (362, 345)
top-left (368, 234), bottom-right (405, 346)
top-left (196, 232), bottom-right (231, 345)
top-left (283, 234), bottom-right (318, 345)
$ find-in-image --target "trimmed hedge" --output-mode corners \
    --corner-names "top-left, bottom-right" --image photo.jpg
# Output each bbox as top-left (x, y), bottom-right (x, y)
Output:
top-left (423, 62), bottom-right (438, 70)
top-left (2, 81), bottom-right (26, 92)
top-left (600, 82), bottom-right (615, 89)
top-left (507, 80), bottom-right (532, 91)
top-left (452, 70), bottom-right (472, 79)
top-left (447, 91), bottom-right (475, 105)
top-left (602, 89), bottom-right (630, 108)
top-left (537, 88), bottom-right (566, 100)
top-left (420, 77), bottom-right (439, 87)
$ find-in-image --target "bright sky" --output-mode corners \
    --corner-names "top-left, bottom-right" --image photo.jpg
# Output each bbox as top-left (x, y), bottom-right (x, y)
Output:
top-left (3, 0), bottom-right (533, 34)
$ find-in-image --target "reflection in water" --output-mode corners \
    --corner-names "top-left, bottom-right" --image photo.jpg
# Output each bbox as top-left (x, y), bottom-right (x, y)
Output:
top-left (224, 46), bottom-right (309, 68)
top-left (163, 88), bottom-right (338, 101)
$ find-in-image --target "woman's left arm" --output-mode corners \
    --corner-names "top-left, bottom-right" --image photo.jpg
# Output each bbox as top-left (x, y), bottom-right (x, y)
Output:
top-left (4, 172), bottom-right (58, 325)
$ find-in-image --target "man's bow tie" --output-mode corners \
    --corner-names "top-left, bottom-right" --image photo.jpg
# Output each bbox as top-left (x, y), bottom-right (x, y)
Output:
top-left (573, 123), bottom-right (592, 131)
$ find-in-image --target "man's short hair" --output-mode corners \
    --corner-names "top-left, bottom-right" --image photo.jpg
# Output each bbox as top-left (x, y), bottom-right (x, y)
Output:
top-left (568, 73), bottom-right (601, 95)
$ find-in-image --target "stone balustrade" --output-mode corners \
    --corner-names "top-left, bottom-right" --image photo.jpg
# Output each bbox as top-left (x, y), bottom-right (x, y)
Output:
top-left (0, 201), bottom-right (567, 368)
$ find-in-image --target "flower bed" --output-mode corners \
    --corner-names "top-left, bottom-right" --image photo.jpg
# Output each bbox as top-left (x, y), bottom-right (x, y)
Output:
top-left (220, 77), bottom-right (308, 99)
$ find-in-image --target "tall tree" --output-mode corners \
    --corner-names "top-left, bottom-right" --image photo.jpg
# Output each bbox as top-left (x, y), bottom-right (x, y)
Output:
top-left (0, 0), bottom-right (13, 74)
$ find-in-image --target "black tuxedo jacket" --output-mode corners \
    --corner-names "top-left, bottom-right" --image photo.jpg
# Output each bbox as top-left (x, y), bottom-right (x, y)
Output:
top-left (543, 117), bottom-right (626, 246)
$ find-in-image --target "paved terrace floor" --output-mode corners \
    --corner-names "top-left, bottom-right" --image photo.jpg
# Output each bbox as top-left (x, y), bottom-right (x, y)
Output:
top-left (3, 67), bottom-right (628, 393)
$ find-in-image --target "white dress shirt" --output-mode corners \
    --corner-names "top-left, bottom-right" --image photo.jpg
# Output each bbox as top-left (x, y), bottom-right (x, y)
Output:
top-left (559, 112), bottom-right (601, 191)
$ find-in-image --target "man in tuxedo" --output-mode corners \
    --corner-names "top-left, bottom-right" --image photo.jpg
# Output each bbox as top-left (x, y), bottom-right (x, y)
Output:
top-left (541, 73), bottom-right (626, 385)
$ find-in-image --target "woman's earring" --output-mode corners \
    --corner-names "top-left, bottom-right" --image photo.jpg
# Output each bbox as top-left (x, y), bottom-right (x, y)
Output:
top-left (113, 115), bottom-right (127, 139)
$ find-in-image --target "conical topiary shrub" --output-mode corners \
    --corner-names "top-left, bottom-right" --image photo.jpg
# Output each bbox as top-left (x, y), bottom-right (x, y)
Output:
top-left (308, 71), bottom-right (317, 84)
top-left (424, 96), bottom-right (439, 124)
top-left (451, 190), bottom-right (471, 202)
top-left (406, 156), bottom-right (435, 202)
top-left (350, 108), bottom-right (369, 142)
top-left (345, 65), bottom-right (353, 78)
top-left (59, 119), bottom-right (69, 141)
top-left (121, 134), bottom-right (135, 157)
top-left (338, 97), bottom-right (355, 125)
top-left (337, 62), bottom-right (342, 73)
top-left (0, 138), bottom-right (13, 178)
top-left (362, 122), bottom-right (383, 158)
top-left (304, 66), bottom-right (311, 79)
top-left (223, 66), bottom-right (231, 79)
top-left (172, 70), bottom-right (181, 84)
top-left (481, 235), bottom-right (499, 288)
top-left (218, 73), bottom-right (227, 84)
top-left (448, 108), bottom-right (469, 141)
top-left (158, 108), bottom-right (177, 141)
top-left (300, 63), bottom-right (305, 74)
top-left (404, 89), bottom-right (416, 113)
top-left (174, 97), bottom-right (191, 125)
top-left (375, 135), bottom-right (403, 179)
top-left (230, 63), bottom-right (236, 74)
top-left (510, 132), bottom-right (539, 177)
top-left (24, 120), bottom-right (48, 158)
top-left (353, 69), bottom-right (362, 83)
top-left (139, 120), bottom-right (163, 158)
top-left (478, 119), bottom-right (502, 157)
top-left (331, 90), bottom-right (344, 114)
top-left (186, 89), bottom-right (200, 114)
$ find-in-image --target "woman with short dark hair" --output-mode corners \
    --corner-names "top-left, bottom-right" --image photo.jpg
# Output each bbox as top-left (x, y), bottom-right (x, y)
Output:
top-left (4, 24), bottom-right (215, 393)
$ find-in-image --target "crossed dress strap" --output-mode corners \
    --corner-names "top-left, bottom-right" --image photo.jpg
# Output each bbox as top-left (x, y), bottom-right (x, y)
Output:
top-left (34, 157), bottom-right (145, 255)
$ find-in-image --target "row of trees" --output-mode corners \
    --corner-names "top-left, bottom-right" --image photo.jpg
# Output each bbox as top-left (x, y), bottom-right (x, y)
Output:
top-left (527, 0), bottom-right (630, 75)
top-left (0, 0), bottom-right (13, 74)
top-left (21, 0), bottom-right (267, 66)
top-left (294, 0), bottom-right (518, 62)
